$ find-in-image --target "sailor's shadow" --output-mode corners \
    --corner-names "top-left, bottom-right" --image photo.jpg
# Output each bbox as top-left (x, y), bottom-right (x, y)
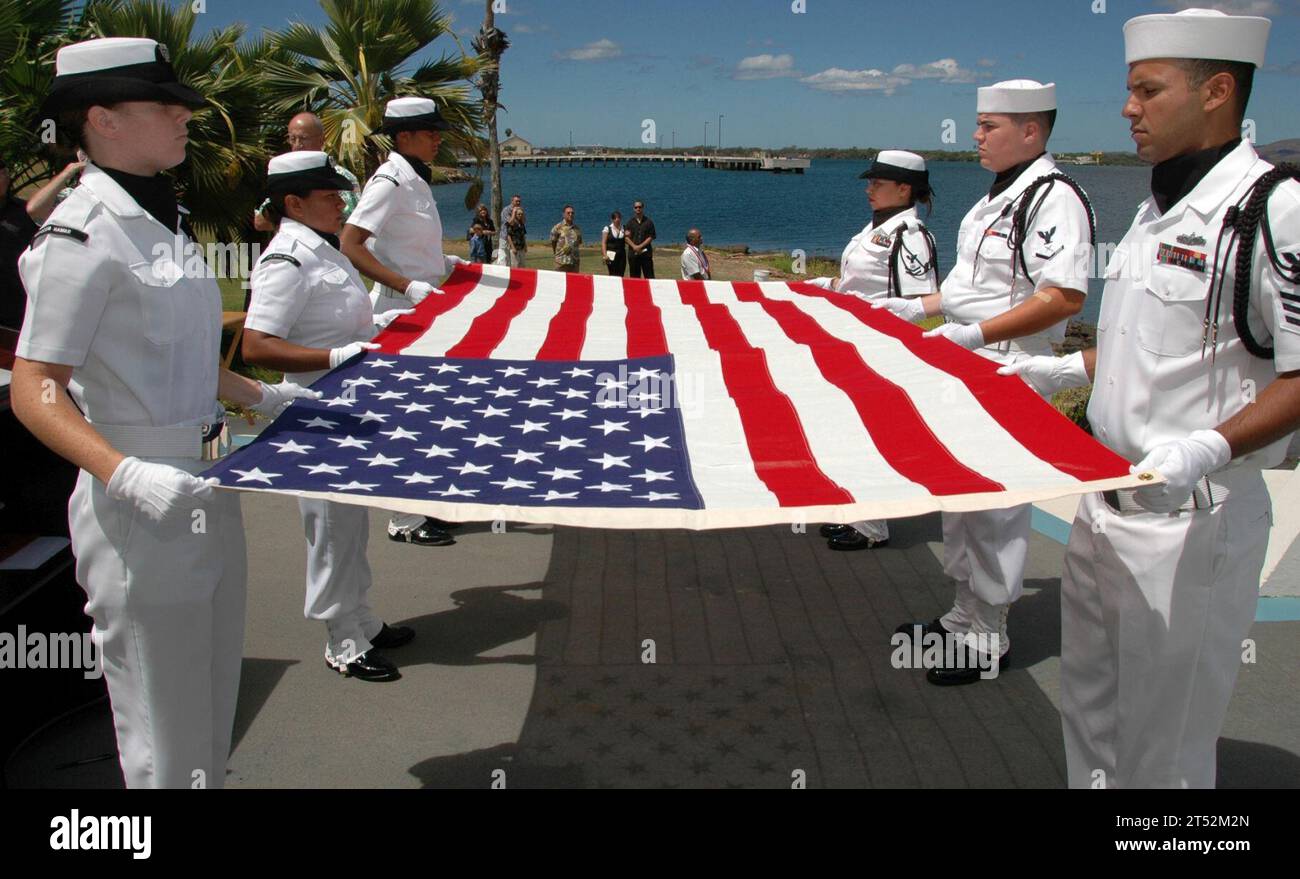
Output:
top-left (391, 582), bottom-right (567, 666)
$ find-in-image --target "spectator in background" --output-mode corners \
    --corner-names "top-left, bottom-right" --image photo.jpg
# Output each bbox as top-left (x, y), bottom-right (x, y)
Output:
top-left (253, 112), bottom-right (359, 232)
top-left (500, 193), bottom-right (525, 266)
top-left (601, 210), bottom-right (627, 276)
top-left (549, 204), bottom-right (583, 273)
top-left (24, 156), bottom-right (87, 225)
top-left (626, 199), bottom-right (656, 278)
top-left (0, 154), bottom-right (38, 329)
top-left (468, 222), bottom-right (489, 263)
top-left (469, 203), bottom-right (495, 260)
top-left (680, 228), bottom-right (710, 280)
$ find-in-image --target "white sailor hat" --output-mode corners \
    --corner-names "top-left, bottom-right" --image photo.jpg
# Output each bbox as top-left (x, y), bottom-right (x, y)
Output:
top-left (378, 96), bottom-right (450, 134)
top-left (859, 149), bottom-right (930, 192)
top-left (977, 79), bottom-right (1056, 114)
top-left (265, 151), bottom-right (354, 195)
top-left (1124, 7), bottom-right (1269, 67)
top-left (40, 37), bottom-right (205, 117)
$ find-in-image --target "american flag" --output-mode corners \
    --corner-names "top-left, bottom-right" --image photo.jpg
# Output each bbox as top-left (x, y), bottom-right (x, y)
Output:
top-left (205, 264), bottom-right (1145, 529)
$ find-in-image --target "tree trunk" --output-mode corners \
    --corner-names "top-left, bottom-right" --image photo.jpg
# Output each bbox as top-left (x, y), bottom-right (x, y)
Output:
top-left (482, 1), bottom-right (503, 258)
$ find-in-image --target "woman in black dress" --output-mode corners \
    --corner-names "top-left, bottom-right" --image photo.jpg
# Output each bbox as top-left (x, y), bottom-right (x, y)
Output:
top-left (601, 210), bottom-right (627, 276)
top-left (468, 203), bottom-right (496, 262)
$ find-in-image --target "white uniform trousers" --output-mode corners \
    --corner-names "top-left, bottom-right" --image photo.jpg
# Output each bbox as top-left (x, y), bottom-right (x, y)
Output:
top-left (68, 461), bottom-right (246, 789)
top-left (298, 497), bottom-right (381, 657)
top-left (938, 504), bottom-right (1029, 653)
top-left (849, 519), bottom-right (890, 542)
top-left (1060, 479), bottom-right (1269, 789)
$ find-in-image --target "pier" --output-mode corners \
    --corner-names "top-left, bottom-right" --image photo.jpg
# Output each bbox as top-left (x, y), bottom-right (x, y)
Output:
top-left (458, 153), bottom-right (810, 173)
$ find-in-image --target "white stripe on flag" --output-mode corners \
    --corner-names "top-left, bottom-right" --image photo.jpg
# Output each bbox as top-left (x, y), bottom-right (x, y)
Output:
top-left (702, 281), bottom-right (931, 504)
top-left (766, 284), bottom-right (1077, 491)
top-left (645, 280), bottom-right (780, 509)
top-left (579, 274), bottom-right (630, 359)
top-left (402, 268), bottom-right (506, 356)
top-left (491, 268), bottom-right (567, 358)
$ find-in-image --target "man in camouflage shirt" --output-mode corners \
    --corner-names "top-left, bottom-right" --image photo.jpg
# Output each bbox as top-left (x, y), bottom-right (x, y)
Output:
top-left (549, 204), bottom-right (583, 272)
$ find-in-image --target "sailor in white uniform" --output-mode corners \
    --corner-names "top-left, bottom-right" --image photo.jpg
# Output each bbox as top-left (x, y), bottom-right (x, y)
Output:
top-left (242, 152), bottom-right (421, 682)
top-left (875, 81), bottom-right (1094, 685)
top-left (341, 96), bottom-right (465, 547)
top-left (1004, 8), bottom-right (1300, 787)
top-left (809, 150), bottom-right (939, 552)
top-left (10, 38), bottom-right (317, 786)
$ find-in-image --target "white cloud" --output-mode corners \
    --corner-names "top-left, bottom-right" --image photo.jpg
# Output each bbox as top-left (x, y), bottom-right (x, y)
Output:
top-left (891, 58), bottom-right (977, 83)
top-left (556, 39), bottom-right (622, 61)
top-left (734, 53), bottom-right (798, 80)
top-left (1158, 0), bottom-right (1279, 12)
top-left (798, 67), bottom-right (910, 95)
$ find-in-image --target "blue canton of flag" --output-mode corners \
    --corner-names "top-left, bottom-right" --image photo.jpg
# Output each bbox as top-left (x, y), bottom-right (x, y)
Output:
top-left (205, 353), bottom-right (703, 511)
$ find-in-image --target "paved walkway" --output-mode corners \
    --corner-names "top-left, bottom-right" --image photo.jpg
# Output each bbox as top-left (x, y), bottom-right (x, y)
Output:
top-left (10, 491), bottom-right (1298, 788)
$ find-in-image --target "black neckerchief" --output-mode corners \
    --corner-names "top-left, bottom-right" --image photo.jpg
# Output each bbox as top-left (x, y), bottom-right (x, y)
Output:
top-left (101, 166), bottom-right (179, 231)
top-left (1151, 138), bottom-right (1241, 215)
top-left (871, 205), bottom-right (908, 228)
top-left (988, 153), bottom-right (1044, 200)
top-left (308, 225), bottom-right (340, 250)
top-left (399, 154), bottom-right (433, 184)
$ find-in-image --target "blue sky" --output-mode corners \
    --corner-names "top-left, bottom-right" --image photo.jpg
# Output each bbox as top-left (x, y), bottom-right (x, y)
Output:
top-left (202, 0), bottom-right (1300, 152)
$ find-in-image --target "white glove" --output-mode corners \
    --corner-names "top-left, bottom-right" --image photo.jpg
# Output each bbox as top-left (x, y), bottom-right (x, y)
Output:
top-left (922, 321), bottom-right (985, 350)
top-left (106, 456), bottom-right (215, 525)
top-left (445, 254), bottom-right (467, 267)
top-left (404, 281), bottom-right (443, 304)
top-left (871, 297), bottom-right (926, 323)
top-left (329, 341), bottom-right (381, 368)
top-left (808, 277), bottom-right (836, 291)
top-left (253, 380), bottom-right (322, 417)
top-left (373, 308), bottom-right (414, 331)
top-left (1130, 429), bottom-right (1232, 514)
top-left (996, 352), bottom-right (1089, 396)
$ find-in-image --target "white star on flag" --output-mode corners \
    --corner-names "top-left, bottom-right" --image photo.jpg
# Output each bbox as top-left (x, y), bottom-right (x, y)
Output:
top-left (359, 453), bottom-right (403, 467)
top-left (432, 363), bottom-right (461, 374)
top-left (521, 397), bottom-right (554, 408)
top-left (632, 468), bottom-right (673, 482)
top-left (589, 453), bottom-right (632, 470)
top-left (363, 358), bottom-right (395, 369)
top-left (527, 377), bottom-right (560, 387)
top-left (394, 472), bottom-right (441, 485)
top-left (300, 462), bottom-right (347, 475)
top-left (472, 404), bottom-right (511, 418)
top-left (503, 450), bottom-right (544, 464)
top-left (635, 492), bottom-right (679, 502)
top-left (342, 376), bottom-right (379, 388)
top-left (539, 467), bottom-right (581, 481)
top-left (558, 388), bottom-right (590, 399)
top-left (354, 410), bottom-right (390, 423)
top-left (374, 390), bottom-right (407, 401)
top-left (414, 443), bottom-right (457, 459)
top-left (437, 484), bottom-right (479, 497)
top-left (546, 436), bottom-right (586, 451)
top-left (588, 482), bottom-right (632, 492)
top-left (460, 375), bottom-right (491, 386)
top-left (488, 386), bottom-right (519, 398)
top-left (593, 420), bottom-right (630, 435)
top-left (563, 368), bottom-right (593, 378)
top-left (391, 370), bottom-right (423, 381)
top-left (465, 433), bottom-right (505, 448)
top-left (415, 383), bottom-right (449, 393)
top-left (555, 408), bottom-right (587, 420)
top-left (631, 435), bottom-right (671, 452)
top-left (299, 416), bottom-right (338, 430)
top-left (490, 477), bottom-right (535, 490)
top-left (431, 416), bottom-right (468, 430)
top-left (323, 396), bottom-right (356, 408)
top-left (329, 435), bottom-right (371, 449)
top-left (451, 462), bottom-right (492, 476)
top-left (531, 490), bottom-right (579, 501)
top-left (379, 427), bottom-right (420, 442)
top-left (270, 439), bottom-right (314, 454)
top-left (398, 402), bottom-right (434, 414)
top-left (497, 366), bottom-right (528, 377)
top-left (231, 467), bottom-right (280, 485)
top-left (511, 420), bottom-right (549, 434)
top-left (328, 480), bottom-right (379, 491)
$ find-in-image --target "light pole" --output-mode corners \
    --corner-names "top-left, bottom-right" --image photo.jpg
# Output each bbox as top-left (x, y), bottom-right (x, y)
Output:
top-left (703, 121), bottom-right (709, 156)
top-left (671, 129), bottom-right (676, 150)
top-left (718, 114), bottom-right (724, 154)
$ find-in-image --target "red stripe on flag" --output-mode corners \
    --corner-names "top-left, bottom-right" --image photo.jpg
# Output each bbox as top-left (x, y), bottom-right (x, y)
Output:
top-left (786, 282), bottom-right (1133, 481)
top-left (536, 272), bottom-right (594, 360)
top-left (444, 267), bottom-right (540, 358)
top-left (372, 263), bottom-right (484, 353)
top-left (732, 282), bottom-right (1004, 495)
top-left (624, 278), bottom-right (669, 357)
top-left (676, 280), bottom-right (852, 506)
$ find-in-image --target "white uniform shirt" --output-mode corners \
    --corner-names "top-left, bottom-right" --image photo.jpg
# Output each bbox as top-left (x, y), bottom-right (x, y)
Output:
top-left (837, 206), bottom-right (938, 300)
top-left (346, 152), bottom-right (444, 311)
top-left (1088, 139), bottom-right (1300, 471)
top-left (941, 153), bottom-right (1092, 357)
top-left (245, 218), bottom-right (375, 387)
top-left (17, 163), bottom-right (221, 429)
top-left (680, 244), bottom-right (710, 280)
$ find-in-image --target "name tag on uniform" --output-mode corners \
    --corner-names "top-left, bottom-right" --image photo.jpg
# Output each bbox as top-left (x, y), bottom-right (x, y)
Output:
top-left (1156, 242), bottom-right (1207, 273)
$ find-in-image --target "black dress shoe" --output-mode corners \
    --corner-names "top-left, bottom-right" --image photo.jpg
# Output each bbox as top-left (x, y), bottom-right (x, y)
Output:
top-left (827, 531), bottom-right (889, 551)
top-left (370, 622), bottom-right (415, 649)
top-left (925, 648), bottom-right (1010, 687)
top-left (387, 517), bottom-right (455, 547)
top-left (819, 523), bottom-right (854, 538)
top-left (326, 649), bottom-right (400, 682)
top-left (893, 617), bottom-right (952, 639)
top-left (424, 517), bottom-right (461, 531)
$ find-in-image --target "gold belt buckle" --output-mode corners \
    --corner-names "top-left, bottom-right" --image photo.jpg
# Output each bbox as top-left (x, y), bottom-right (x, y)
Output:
top-left (201, 423), bottom-right (231, 461)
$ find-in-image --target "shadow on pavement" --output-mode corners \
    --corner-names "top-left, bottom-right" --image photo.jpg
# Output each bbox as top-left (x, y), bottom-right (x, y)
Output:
top-left (391, 582), bottom-right (568, 666)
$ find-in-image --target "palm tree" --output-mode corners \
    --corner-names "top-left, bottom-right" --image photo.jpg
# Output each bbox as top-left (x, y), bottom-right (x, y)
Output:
top-left (262, 0), bottom-right (488, 209)
top-left (0, 0), bottom-right (86, 192)
top-left (81, 0), bottom-right (274, 241)
top-left (472, 2), bottom-right (509, 239)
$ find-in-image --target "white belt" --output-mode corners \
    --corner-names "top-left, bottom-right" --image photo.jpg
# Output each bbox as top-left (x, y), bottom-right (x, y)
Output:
top-left (1102, 477), bottom-right (1230, 514)
top-left (93, 420), bottom-right (229, 461)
